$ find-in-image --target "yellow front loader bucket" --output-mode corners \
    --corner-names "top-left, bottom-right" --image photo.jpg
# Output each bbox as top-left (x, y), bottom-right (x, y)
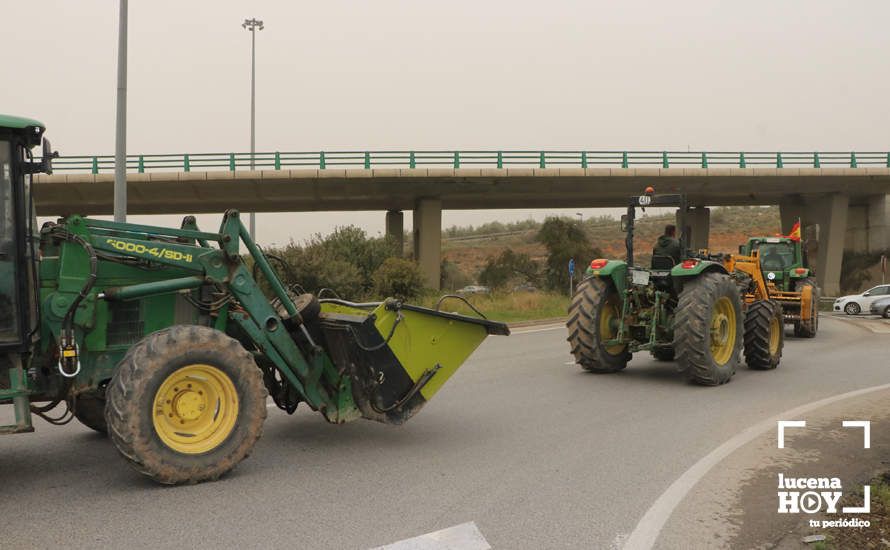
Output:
top-left (317, 298), bottom-right (510, 424)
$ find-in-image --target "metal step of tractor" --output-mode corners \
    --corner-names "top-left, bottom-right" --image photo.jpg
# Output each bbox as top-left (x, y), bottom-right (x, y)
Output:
top-left (0, 424), bottom-right (34, 435)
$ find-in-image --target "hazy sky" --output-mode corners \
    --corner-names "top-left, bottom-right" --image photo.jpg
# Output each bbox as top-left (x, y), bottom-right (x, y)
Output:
top-left (4, 1), bottom-right (889, 244)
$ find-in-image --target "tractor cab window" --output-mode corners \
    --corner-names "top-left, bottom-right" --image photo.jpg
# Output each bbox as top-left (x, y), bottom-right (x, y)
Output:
top-left (0, 139), bottom-right (21, 342)
top-left (756, 242), bottom-right (795, 271)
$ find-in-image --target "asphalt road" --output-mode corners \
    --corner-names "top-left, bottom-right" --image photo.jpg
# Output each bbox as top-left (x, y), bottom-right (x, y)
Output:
top-left (1, 317), bottom-right (887, 549)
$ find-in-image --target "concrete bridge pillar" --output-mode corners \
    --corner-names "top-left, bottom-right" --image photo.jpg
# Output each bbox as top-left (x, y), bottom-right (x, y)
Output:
top-left (778, 197), bottom-right (806, 235)
top-left (866, 194), bottom-right (890, 252)
top-left (385, 210), bottom-right (404, 256)
top-left (806, 194), bottom-right (849, 296)
top-left (685, 207), bottom-right (710, 251)
top-left (780, 194), bottom-right (851, 295)
top-left (413, 199), bottom-right (442, 290)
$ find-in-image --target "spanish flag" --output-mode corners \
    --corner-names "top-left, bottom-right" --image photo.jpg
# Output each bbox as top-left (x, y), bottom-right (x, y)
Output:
top-left (789, 219), bottom-right (801, 242)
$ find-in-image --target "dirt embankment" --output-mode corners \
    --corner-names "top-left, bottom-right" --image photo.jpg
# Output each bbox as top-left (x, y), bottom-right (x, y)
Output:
top-left (443, 206), bottom-right (782, 279)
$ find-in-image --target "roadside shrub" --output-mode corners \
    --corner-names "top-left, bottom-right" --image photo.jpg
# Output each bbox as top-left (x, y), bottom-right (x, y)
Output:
top-left (478, 250), bottom-right (540, 289)
top-left (373, 257), bottom-right (426, 299)
top-left (441, 259), bottom-right (473, 291)
top-left (257, 225), bottom-right (400, 299)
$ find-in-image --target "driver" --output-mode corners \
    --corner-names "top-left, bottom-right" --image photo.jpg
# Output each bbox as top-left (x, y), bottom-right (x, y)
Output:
top-left (652, 224), bottom-right (681, 266)
top-left (761, 248), bottom-right (784, 270)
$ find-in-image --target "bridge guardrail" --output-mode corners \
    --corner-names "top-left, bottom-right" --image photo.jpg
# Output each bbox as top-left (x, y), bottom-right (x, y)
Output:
top-left (50, 150), bottom-right (890, 175)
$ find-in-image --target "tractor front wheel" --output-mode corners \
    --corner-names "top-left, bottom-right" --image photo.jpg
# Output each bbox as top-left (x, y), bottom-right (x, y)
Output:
top-left (567, 278), bottom-right (630, 373)
top-left (674, 273), bottom-right (743, 386)
top-left (105, 325), bottom-right (267, 484)
top-left (744, 300), bottom-right (784, 369)
top-left (793, 278), bottom-right (819, 338)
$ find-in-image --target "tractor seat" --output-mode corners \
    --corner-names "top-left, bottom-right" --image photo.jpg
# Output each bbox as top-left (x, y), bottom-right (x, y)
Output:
top-left (650, 255), bottom-right (676, 270)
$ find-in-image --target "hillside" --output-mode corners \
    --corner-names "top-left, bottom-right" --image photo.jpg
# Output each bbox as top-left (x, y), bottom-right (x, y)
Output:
top-left (442, 206), bottom-right (782, 281)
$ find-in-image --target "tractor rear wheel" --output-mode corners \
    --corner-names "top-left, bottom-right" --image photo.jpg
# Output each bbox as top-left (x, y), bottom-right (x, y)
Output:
top-left (105, 325), bottom-right (267, 484)
top-left (69, 392), bottom-right (108, 434)
top-left (744, 300), bottom-right (784, 369)
top-left (674, 272), bottom-right (743, 385)
top-left (567, 278), bottom-right (630, 373)
top-left (793, 278), bottom-right (819, 338)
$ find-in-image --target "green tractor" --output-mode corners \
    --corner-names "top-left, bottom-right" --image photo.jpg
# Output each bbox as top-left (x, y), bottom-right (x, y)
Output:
top-left (566, 189), bottom-right (784, 385)
top-left (0, 115), bottom-right (508, 484)
top-left (738, 236), bottom-right (818, 338)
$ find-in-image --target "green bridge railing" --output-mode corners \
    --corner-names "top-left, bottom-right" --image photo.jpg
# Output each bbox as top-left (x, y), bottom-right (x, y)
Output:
top-left (51, 150), bottom-right (890, 175)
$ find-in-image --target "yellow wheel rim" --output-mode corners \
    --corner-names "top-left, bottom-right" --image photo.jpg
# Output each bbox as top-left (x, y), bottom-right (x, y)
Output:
top-left (153, 364), bottom-right (239, 455)
top-left (709, 297), bottom-right (737, 366)
top-left (600, 296), bottom-right (626, 356)
top-left (769, 312), bottom-right (781, 355)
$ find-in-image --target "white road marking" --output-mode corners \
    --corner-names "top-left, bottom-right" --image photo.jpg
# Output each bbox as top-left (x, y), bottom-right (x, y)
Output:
top-left (623, 382), bottom-right (890, 550)
top-left (371, 521), bottom-right (491, 550)
top-left (511, 324), bottom-right (565, 335)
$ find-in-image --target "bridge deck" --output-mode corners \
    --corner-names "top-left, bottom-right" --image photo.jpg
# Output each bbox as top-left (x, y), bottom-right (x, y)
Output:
top-left (34, 167), bottom-right (890, 216)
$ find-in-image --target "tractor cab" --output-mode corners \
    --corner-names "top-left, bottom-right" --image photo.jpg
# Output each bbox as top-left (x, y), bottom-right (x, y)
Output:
top-left (740, 236), bottom-right (808, 291)
top-left (0, 114), bottom-right (55, 354)
top-left (620, 187), bottom-right (691, 286)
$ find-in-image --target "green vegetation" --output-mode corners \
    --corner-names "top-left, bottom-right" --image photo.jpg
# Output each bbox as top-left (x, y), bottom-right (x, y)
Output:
top-left (372, 257), bottom-right (425, 299)
top-left (421, 291), bottom-right (569, 323)
top-left (262, 226), bottom-right (402, 300)
top-left (538, 217), bottom-right (601, 290)
top-left (478, 250), bottom-right (540, 289)
top-left (260, 205), bottom-right (863, 323)
top-left (444, 219), bottom-right (539, 239)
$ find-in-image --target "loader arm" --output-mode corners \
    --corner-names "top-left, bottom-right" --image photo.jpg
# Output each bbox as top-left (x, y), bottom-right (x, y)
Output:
top-left (46, 211), bottom-right (350, 420)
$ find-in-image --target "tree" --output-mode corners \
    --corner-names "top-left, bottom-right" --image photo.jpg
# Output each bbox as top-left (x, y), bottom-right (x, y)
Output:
top-left (537, 217), bottom-right (601, 290)
top-left (478, 250), bottom-right (540, 289)
top-left (373, 257), bottom-right (426, 299)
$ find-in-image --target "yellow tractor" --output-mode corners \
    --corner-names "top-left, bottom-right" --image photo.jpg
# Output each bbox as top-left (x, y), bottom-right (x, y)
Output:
top-left (721, 251), bottom-right (785, 369)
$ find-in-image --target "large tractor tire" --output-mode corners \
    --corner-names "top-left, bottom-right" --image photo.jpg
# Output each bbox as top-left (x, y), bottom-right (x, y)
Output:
top-left (674, 272), bottom-right (743, 386)
top-left (793, 278), bottom-right (819, 338)
top-left (69, 392), bottom-right (108, 434)
top-left (105, 325), bottom-right (267, 485)
top-left (567, 278), bottom-right (630, 373)
top-left (743, 300), bottom-right (784, 370)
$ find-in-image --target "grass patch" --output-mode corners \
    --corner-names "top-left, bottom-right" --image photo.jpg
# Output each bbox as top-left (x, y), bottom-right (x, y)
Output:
top-left (419, 291), bottom-right (569, 323)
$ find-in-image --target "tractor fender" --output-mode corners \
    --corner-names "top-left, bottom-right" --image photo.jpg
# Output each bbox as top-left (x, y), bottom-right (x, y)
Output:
top-left (669, 259), bottom-right (728, 278)
top-left (584, 260), bottom-right (628, 296)
top-left (670, 260), bottom-right (728, 294)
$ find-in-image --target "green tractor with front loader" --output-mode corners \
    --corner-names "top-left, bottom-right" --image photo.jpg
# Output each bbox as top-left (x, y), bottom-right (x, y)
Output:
top-left (738, 236), bottom-right (818, 338)
top-left (566, 188), bottom-right (784, 385)
top-left (0, 115), bottom-right (508, 484)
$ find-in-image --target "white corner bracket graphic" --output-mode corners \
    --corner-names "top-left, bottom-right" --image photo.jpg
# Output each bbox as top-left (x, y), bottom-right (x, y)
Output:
top-left (842, 420), bottom-right (871, 449)
top-left (843, 485), bottom-right (871, 514)
top-left (777, 420), bottom-right (806, 449)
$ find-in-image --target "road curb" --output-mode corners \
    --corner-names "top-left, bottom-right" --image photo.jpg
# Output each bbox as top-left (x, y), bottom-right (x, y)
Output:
top-left (827, 314), bottom-right (890, 334)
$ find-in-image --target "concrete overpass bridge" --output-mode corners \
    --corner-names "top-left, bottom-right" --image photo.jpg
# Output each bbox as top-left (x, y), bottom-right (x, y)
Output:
top-left (35, 150), bottom-right (890, 293)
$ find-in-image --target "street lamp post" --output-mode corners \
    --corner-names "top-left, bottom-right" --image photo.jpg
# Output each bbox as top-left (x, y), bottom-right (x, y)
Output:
top-left (114, 0), bottom-right (128, 223)
top-left (242, 17), bottom-right (263, 240)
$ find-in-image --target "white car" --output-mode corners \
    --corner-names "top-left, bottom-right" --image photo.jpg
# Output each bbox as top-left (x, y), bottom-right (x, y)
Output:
top-left (833, 284), bottom-right (890, 315)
